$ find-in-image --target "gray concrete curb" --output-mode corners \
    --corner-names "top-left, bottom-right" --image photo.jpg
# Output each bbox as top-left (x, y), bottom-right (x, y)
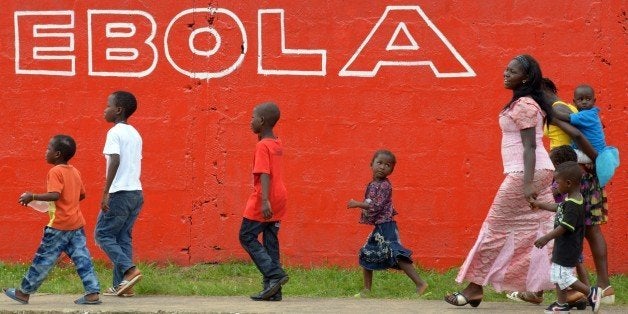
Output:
top-left (0, 294), bottom-right (626, 313)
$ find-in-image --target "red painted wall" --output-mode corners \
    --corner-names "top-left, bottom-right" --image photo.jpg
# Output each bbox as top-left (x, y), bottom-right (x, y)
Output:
top-left (1, 1), bottom-right (626, 273)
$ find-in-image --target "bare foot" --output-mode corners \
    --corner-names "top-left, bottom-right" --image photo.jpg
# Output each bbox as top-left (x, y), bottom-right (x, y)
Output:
top-left (84, 292), bottom-right (99, 302)
top-left (516, 291), bottom-right (543, 304)
top-left (123, 266), bottom-right (141, 281)
top-left (416, 282), bottom-right (428, 295)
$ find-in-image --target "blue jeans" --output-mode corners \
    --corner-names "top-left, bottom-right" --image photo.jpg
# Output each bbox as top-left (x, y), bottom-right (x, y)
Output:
top-left (95, 190), bottom-right (143, 287)
top-left (239, 218), bottom-right (286, 284)
top-left (21, 227), bottom-right (100, 295)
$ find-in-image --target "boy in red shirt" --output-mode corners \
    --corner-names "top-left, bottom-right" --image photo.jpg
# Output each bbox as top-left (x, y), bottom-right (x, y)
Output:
top-left (239, 102), bottom-right (288, 301)
top-left (3, 135), bottom-right (101, 305)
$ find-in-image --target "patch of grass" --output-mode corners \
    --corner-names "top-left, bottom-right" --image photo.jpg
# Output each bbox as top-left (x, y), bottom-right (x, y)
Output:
top-left (0, 261), bottom-right (624, 304)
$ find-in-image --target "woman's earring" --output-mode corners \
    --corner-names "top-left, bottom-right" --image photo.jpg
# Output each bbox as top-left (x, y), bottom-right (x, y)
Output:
top-left (522, 80), bottom-right (527, 84)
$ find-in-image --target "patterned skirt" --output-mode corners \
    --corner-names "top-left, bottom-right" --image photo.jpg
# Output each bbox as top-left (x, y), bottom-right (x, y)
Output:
top-left (580, 164), bottom-right (608, 225)
top-left (359, 221), bottom-right (413, 270)
top-left (456, 170), bottom-right (556, 292)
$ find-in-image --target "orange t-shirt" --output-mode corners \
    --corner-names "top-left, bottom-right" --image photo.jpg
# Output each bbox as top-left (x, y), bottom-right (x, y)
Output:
top-left (243, 138), bottom-right (287, 222)
top-left (46, 165), bottom-right (86, 230)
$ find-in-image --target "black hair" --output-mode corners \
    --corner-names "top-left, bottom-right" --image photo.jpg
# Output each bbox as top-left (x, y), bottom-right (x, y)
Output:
top-left (256, 102), bottom-right (280, 127)
top-left (549, 145), bottom-right (577, 166)
top-left (111, 91), bottom-right (137, 119)
top-left (574, 84), bottom-right (595, 97)
top-left (542, 77), bottom-right (558, 94)
top-left (555, 160), bottom-right (583, 183)
top-left (51, 134), bottom-right (76, 161)
top-left (371, 149), bottom-right (396, 167)
top-left (505, 55), bottom-right (553, 127)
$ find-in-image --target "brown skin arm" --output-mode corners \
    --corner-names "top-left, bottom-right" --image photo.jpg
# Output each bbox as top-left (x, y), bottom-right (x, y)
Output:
top-left (552, 119), bottom-right (598, 161)
top-left (521, 127), bottom-right (537, 201)
top-left (101, 154), bottom-right (120, 212)
top-left (530, 200), bottom-right (559, 212)
top-left (347, 199), bottom-right (371, 217)
top-left (553, 106), bottom-right (571, 122)
top-left (553, 103), bottom-right (573, 116)
top-left (260, 173), bottom-right (273, 220)
top-left (347, 199), bottom-right (370, 209)
top-left (535, 225), bottom-right (567, 248)
top-left (18, 192), bottom-right (60, 206)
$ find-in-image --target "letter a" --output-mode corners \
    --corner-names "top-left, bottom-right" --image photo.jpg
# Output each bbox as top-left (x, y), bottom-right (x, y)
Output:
top-left (339, 6), bottom-right (475, 78)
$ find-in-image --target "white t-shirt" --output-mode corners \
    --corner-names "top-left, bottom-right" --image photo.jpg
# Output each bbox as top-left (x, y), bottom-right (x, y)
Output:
top-left (103, 123), bottom-right (142, 193)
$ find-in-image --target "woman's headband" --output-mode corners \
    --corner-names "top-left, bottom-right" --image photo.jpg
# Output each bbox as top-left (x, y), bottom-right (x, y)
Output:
top-left (514, 55), bottom-right (530, 72)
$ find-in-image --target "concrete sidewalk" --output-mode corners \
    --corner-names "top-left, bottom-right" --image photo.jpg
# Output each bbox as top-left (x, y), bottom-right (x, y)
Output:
top-left (0, 294), bottom-right (626, 314)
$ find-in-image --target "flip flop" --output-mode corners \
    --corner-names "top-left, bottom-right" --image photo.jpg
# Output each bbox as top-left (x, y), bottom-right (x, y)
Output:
top-left (116, 274), bottom-right (142, 296)
top-left (103, 286), bottom-right (134, 297)
top-left (102, 287), bottom-right (117, 296)
top-left (74, 295), bottom-right (102, 305)
top-left (3, 288), bottom-right (28, 304)
top-left (353, 289), bottom-right (371, 298)
top-left (506, 291), bottom-right (542, 305)
top-left (506, 291), bottom-right (523, 302)
top-left (418, 291), bottom-right (432, 297)
top-left (444, 291), bottom-right (481, 307)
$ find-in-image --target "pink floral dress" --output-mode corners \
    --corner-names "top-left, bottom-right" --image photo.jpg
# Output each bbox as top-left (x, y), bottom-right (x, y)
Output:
top-left (456, 97), bottom-right (556, 292)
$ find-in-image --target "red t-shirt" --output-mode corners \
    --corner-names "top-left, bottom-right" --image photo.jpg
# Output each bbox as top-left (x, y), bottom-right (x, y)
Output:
top-left (243, 138), bottom-right (287, 222)
top-left (46, 165), bottom-right (86, 230)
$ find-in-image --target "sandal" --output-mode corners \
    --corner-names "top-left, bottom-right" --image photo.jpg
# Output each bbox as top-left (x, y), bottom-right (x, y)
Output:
top-left (116, 274), bottom-right (142, 296)
top-left (103, 286), bottom-right (134, 297)
top-left (3, 288), bottom-right (28, 304)
top-left (353, 289), bottom-right (371, 298)
top-left (601, 286), bottom-right (614, 304)
top-left (506, 291), bottom-right (523, 302)
top-left (74, 295), bottom-right (102, 305)
top-left (506, 291), bottom-right (542, 305)
top-left (444, 291), bottom-right (482, 307)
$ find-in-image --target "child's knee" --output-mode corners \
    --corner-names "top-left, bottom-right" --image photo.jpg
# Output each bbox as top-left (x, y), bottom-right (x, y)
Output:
top-left (239, 231), bottom-right (254, 245)
top-left (585, 224), bottom-right (603, 238)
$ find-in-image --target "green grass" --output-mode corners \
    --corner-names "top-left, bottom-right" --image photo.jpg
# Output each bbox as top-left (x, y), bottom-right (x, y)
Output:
top-left (0, 260), bottom-right (624, 304)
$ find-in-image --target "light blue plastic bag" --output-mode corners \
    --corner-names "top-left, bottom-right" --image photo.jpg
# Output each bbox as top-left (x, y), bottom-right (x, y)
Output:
top-left (596, 146), bottom-right (620, 187)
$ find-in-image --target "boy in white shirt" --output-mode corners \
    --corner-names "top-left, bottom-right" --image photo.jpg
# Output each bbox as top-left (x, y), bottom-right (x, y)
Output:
top-left (95, 91), bottom-right (144, 297)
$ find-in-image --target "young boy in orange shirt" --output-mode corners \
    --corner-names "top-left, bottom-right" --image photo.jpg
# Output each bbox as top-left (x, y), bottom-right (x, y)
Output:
top-left (3, 135), bottom-right (101, 305)
top-left (239, 102), bottom-right (289, 301)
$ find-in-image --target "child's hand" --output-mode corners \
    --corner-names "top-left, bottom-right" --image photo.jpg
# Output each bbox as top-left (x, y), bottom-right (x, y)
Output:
top-left (101, 194), bottom-right (110, 212)
top-left (347, 199), bottom-right (359, 208)
top-left (18, 192), bottom-right (33, 206)
top-left (534, 237), bottom-right (549, 249)
top-left (529, 200), bottom-right (540, 210)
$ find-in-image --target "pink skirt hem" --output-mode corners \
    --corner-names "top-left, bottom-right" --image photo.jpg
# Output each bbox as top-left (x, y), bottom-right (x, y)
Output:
top-left (456, 170), bottom-right (556, 292)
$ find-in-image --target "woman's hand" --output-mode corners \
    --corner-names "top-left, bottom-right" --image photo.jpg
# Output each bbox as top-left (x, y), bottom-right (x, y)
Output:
top-left (524, 183), bottom-right (537, 202)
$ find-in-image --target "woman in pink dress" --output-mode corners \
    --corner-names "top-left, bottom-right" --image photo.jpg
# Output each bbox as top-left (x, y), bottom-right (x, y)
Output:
top-left (444, 54), bottom-right (556, 307)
